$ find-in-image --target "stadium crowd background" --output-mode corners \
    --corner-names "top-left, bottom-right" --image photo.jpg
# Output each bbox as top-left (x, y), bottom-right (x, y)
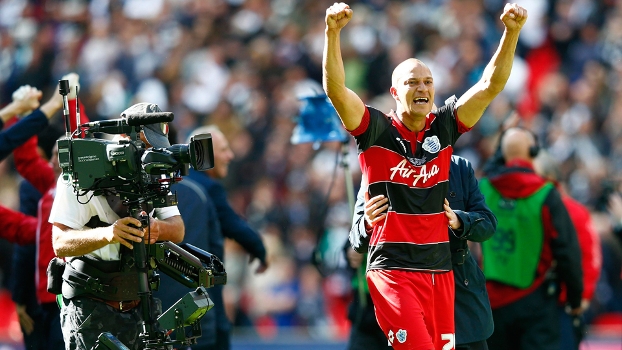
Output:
top-left (0, 0), bottom-right (621, 345)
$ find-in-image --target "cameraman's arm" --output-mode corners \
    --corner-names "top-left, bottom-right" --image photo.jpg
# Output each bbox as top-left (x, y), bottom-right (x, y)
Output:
top-left (51, 217), bottom-right (145, 258)
top-left (145, 215), bottom-right (184, 244)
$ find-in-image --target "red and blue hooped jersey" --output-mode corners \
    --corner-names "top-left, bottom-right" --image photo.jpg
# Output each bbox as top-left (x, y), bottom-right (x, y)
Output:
top-left (350, 98), bottom-right (470, 272)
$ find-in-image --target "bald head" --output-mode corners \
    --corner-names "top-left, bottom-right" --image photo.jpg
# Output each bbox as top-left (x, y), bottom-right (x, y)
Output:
top-left (187, 125), bottom-right (223, 144)
top-left (500, 127), bottom-right (537, 163)
top-left (188, 125), bottom-right (233, 179)
top-left (391, 58), bottom-right (430, 87)
top-left (533, 151), bottom-right (562, 182)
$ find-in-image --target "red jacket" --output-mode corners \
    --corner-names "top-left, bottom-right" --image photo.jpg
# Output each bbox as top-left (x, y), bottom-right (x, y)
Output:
top-left (1, 99), bottom-right (87, 304)
top-left (559, 194), bottom-right (601, 302)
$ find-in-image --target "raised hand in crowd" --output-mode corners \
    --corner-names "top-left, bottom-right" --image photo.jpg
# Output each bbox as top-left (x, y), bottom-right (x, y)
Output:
top-left (0, 86), bottom-right (42, 123)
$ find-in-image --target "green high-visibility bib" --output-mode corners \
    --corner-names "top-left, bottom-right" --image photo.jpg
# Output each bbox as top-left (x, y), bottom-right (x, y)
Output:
top-left (480, 179), bottom-right (553, 289)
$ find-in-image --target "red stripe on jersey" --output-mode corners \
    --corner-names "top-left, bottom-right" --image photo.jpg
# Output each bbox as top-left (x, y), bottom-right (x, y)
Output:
top-left (360, 146), bottom-right (452, 189)
top-left (349, 107), bottom-right (370, 137)
top-left (370, 211), bottom-right (449, 246)
top-left (454, 109), bottom-right (473, 134)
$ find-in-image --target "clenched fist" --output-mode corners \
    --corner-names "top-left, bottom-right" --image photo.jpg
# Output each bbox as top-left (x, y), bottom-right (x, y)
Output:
top-left (500, 3), bottom-right (528, 31)
top-left (325, 2), bottom-right (353, 31)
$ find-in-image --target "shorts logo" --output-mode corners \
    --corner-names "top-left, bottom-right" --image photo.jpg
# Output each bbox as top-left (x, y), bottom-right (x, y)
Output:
top-left (387, 330), bottom-right (394, 344)
top-left (422, 136), bottom-right (441, 153)
top-left (396, 329), bottom-right (407, 343)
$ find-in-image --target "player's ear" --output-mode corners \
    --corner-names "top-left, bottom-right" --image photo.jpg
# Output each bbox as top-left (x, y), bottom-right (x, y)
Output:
top-left (390, 86), bottom-right (398, 101)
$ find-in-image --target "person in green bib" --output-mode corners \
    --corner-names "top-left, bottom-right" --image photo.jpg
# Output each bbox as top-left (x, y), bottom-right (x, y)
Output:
top-left (480, 127), bottom-right (584, 350)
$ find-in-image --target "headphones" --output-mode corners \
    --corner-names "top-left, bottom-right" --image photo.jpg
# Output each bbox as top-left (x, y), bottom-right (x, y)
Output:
top-left (528, 140), bottom-right (540, 159)
top-left (498, 126), bottom-right (540, 159)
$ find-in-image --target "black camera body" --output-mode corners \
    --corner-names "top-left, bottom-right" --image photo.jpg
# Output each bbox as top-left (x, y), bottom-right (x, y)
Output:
top-left (57, 118), bottom-right (213, 203)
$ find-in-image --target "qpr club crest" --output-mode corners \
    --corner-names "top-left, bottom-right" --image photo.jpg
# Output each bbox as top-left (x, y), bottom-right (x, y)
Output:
top-left (422, 135), bottom-right (441, 154)
top-left (396, 329), bottom-right (407, 343)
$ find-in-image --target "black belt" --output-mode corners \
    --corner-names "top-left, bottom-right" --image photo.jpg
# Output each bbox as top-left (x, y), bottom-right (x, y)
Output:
top-left (451, 248), bottom-right (470, 265)
top-left (87, 296), bottom-right (141, 312)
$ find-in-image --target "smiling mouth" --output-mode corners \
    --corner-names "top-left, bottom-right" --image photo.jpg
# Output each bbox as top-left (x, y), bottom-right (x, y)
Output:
top-left (413, 98), bottom-right (429, 105)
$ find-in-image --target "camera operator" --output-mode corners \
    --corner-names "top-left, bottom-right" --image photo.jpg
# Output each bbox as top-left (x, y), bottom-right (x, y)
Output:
top-left (49, 102), bottom-right (185, 350)
top-left (0, 84), bottom-right (64, 161)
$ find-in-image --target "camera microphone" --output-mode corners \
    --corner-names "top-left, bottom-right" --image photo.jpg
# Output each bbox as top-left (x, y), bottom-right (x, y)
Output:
top-left (82, 119), bottom-right (124, 128)
top-left (59, 80), bottom-right (71, 138)
top-left (125, 113), bottom-right (174, 126)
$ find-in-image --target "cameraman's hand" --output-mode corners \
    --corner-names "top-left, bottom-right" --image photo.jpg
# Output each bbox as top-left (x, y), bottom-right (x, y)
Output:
top-left (109, 217), bottom-right (145, 249)
top-left (144, 217), bottom-right (163, 244)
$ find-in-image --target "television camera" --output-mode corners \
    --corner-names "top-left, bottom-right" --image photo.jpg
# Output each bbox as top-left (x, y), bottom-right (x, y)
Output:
top-left (55, 79), bottom-right (227, 349)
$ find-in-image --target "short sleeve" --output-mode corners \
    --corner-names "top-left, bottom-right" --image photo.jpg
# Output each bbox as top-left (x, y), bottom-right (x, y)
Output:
top-left (353, 106), bottom-right (391, 152)
top-left (48, 175), bottom-right (94, 229)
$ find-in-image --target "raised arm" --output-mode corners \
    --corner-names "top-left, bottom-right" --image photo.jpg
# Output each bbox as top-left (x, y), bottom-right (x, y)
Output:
top-left (322, 2), bottom-right (365, 131)
top-left (0, 87), bottom-right (41, 124)
top-left (0, 206), bottom-right (37, 245)
top-left (455, 3), bottom-right (527, 128)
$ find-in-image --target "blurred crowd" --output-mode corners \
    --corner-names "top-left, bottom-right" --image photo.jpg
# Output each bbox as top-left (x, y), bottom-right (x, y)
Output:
top-left (0, 0), bottom-right (621, 342)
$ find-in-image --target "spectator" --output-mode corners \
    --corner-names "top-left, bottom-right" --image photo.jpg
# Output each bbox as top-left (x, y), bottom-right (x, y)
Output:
top-left (168, 124), bottom-right (269, 350)
top-left (153, 174), bottom-right (223, 350)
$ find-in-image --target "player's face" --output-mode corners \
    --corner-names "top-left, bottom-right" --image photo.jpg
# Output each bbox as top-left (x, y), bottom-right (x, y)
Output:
top-left (393, 64), bottom-right (435, 119)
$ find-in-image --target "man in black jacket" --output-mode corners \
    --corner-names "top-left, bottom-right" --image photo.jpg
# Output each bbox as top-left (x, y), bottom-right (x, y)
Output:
top-left (156, 125), bottom-right (268, 350)
top-left (347, 155), bottom-right (497, 349)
